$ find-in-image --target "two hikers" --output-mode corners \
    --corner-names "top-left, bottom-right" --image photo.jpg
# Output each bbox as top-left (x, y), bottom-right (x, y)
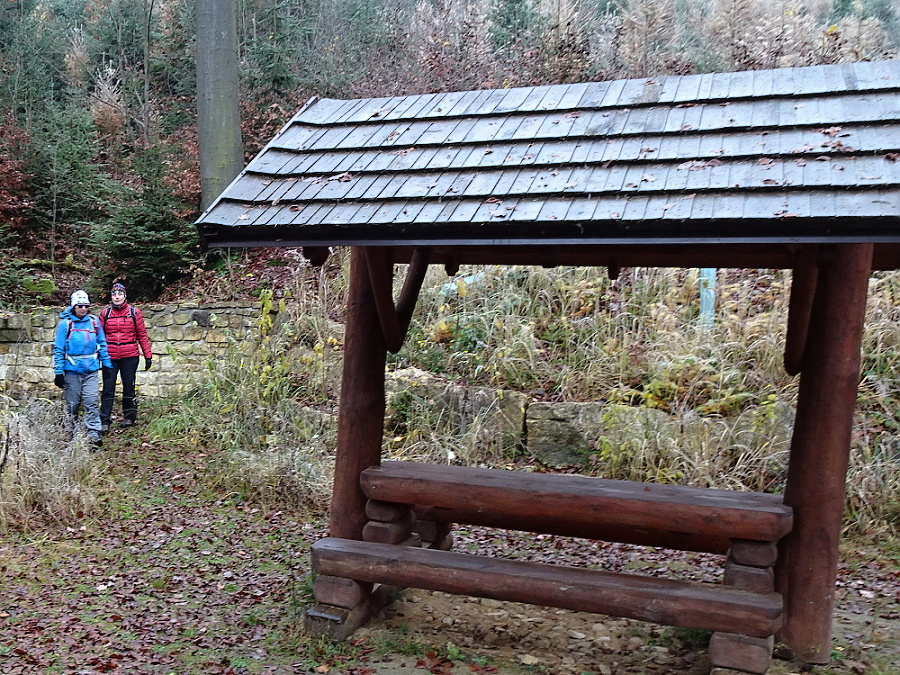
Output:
top-left (53, 284), bottom-right (153, 444)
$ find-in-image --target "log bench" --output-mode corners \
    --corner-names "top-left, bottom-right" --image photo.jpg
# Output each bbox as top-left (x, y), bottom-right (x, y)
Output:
top-left (362, 461), bottom-right (793, 554)
top-left (310, 461), bottom-right (793, 674)
top-left (311, 537), bottom-right (784, 638)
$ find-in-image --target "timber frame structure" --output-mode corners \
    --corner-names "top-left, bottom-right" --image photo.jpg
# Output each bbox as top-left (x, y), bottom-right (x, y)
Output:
top-left (197, 60), bottom-right (900, 673)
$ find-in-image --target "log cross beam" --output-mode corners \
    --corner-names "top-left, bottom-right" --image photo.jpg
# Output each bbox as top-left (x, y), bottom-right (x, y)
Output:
top-left (364, 246), bottom-right (432, 353)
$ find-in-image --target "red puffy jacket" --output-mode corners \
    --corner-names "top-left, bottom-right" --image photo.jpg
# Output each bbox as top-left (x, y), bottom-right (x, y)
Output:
top-left (99, 303), bottom-right (152, 361)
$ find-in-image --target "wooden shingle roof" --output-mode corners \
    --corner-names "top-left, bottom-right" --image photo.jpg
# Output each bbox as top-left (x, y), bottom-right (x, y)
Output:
top-left (197, 60), bottom-right (900, 268)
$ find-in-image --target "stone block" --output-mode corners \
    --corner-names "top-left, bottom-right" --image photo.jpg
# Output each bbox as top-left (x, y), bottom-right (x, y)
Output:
top-left (173, 311), bottom-right (192, 325)
top-left (385, 367), bottom-right (527, 458)
top-left (166, 326), bottom-right (185, 340)
top-left (7, 314), bottom-right (31, 329)
top-left (0, 328), bottom-right (28, 342)
top-left (206, 329), bottom-right (230, 344)
top-left (182, 325), bottom-right (204, 340)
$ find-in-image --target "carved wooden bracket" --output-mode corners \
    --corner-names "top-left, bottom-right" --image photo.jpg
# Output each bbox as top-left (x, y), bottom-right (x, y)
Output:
top-left (364, 246), bottom-right (432, 353)
top-left (784, 245), bottom-right (819, 376)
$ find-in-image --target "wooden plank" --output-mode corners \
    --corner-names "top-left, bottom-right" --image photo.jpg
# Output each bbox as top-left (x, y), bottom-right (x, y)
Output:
top-left (311, 538), bottom-right (783, 638)
top-left (361, 462), bottom-right (793, 543)
top-left (709, 633), bottom-right (774, 675)
top-left (313, 575), bottom-right (373, 609)
top-left (304, 584), bottom-right (396, 640)
top-left (724, 561), bottom-right (775, 593)
top-left (362, 519), bottom-right (413, 544)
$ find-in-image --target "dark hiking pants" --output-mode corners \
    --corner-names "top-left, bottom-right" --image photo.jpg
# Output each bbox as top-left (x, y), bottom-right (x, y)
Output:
top-left (101, 355), bottom-right (140, 424)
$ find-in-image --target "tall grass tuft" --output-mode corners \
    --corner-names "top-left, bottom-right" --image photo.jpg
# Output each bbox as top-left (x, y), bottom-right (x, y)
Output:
top-left (148, 279), bottom-right (344, 514)
top-left (0, 398), bottom-right (103, 529)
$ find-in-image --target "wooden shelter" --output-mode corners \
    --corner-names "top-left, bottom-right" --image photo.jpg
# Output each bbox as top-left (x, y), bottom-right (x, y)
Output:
top-left (197, 60), bottom-right (900, 673)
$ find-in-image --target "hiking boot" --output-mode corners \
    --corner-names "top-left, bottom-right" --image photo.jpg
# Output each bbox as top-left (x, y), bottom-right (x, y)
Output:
top-left (100, 424), bottom-right (110, 434)
top-left (121, 419), bottom-right (135, 428)
top-left (89, 435), bottom-right (103, 451)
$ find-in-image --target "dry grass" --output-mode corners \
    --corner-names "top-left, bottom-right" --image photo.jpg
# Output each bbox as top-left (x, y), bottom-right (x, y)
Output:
top-left (0, 398), bottom-right (104, 529)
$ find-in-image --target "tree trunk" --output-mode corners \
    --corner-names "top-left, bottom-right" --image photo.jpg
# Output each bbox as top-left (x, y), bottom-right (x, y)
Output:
top-left (196, 0), bottom-right (243, 211)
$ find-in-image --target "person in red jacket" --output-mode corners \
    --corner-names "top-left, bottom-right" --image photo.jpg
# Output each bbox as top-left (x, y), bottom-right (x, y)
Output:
top-left (99, 282), bottom-right (153, 431)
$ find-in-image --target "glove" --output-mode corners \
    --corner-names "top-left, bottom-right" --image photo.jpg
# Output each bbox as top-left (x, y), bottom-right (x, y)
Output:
top-left (54, 373), bottom-right (65, 389)
top-left (144, 357), bottom-right (152, 371)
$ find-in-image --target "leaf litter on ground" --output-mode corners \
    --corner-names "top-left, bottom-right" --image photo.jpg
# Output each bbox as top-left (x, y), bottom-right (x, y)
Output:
top-left (0, 427), bottom-right (898, 675)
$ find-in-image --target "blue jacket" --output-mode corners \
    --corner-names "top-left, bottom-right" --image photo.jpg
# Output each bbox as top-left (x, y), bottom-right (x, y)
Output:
top-left (53, 307), bottom-right (113, 375)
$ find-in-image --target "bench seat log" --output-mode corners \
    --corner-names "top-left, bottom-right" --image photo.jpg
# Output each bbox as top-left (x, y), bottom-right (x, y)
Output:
top-left (363, 462), bottom-right (793, 547)
top-left (413, 504), bottom-right (733, 554)
top-left (311, 538), bottom-right (783, 638)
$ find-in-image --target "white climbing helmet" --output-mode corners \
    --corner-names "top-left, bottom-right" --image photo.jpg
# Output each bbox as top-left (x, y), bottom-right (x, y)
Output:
top-left (70, 290), bottom-right (90, 307)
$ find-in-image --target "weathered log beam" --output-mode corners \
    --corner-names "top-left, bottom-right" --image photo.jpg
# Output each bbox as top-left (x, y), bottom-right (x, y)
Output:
top-left (362, 462), bottom-right (793, 543)
top-left (311, 537), bottom-right (783, 638)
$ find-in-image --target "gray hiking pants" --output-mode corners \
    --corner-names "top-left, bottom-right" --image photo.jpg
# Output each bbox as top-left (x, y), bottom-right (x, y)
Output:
top-left (63, 370), bottom-right (102, 441)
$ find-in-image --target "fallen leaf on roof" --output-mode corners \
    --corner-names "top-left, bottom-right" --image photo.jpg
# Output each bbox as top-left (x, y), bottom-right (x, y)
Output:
top-left (861, 175), bottom-right (882, 180)
top-left (485, 197), bottom-right (501, 204)
top-left (757, 157), bottom-right (774, 165)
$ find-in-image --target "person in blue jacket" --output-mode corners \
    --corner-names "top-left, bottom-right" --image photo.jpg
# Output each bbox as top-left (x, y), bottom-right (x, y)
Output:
top-left (53, 290), bottom-right (113, 448)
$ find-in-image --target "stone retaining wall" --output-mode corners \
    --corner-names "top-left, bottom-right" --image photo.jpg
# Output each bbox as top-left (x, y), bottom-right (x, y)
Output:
top-left (0, 302), bottom-right (264, 399)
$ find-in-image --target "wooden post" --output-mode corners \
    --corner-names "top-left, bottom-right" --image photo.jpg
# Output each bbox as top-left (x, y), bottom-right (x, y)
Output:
top-left (776, 243), bottom-right (872, 663)
top-left (329, 247), bottom-right (388, 540)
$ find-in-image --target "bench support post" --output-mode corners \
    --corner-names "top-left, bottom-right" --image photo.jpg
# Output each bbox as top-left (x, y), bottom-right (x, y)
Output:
top-left (777, 243), bottom-right (872, 663)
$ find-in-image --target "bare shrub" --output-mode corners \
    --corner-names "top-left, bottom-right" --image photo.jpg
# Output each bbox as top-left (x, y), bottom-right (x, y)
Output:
top-left (90, 63), bottom-right (127, 142)
top-left (819, 16), bottom-right (894, 63)
top-left (63, 28), bottom-right (90, 86)
top-left (614, 0), bottom-right (680, 76)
